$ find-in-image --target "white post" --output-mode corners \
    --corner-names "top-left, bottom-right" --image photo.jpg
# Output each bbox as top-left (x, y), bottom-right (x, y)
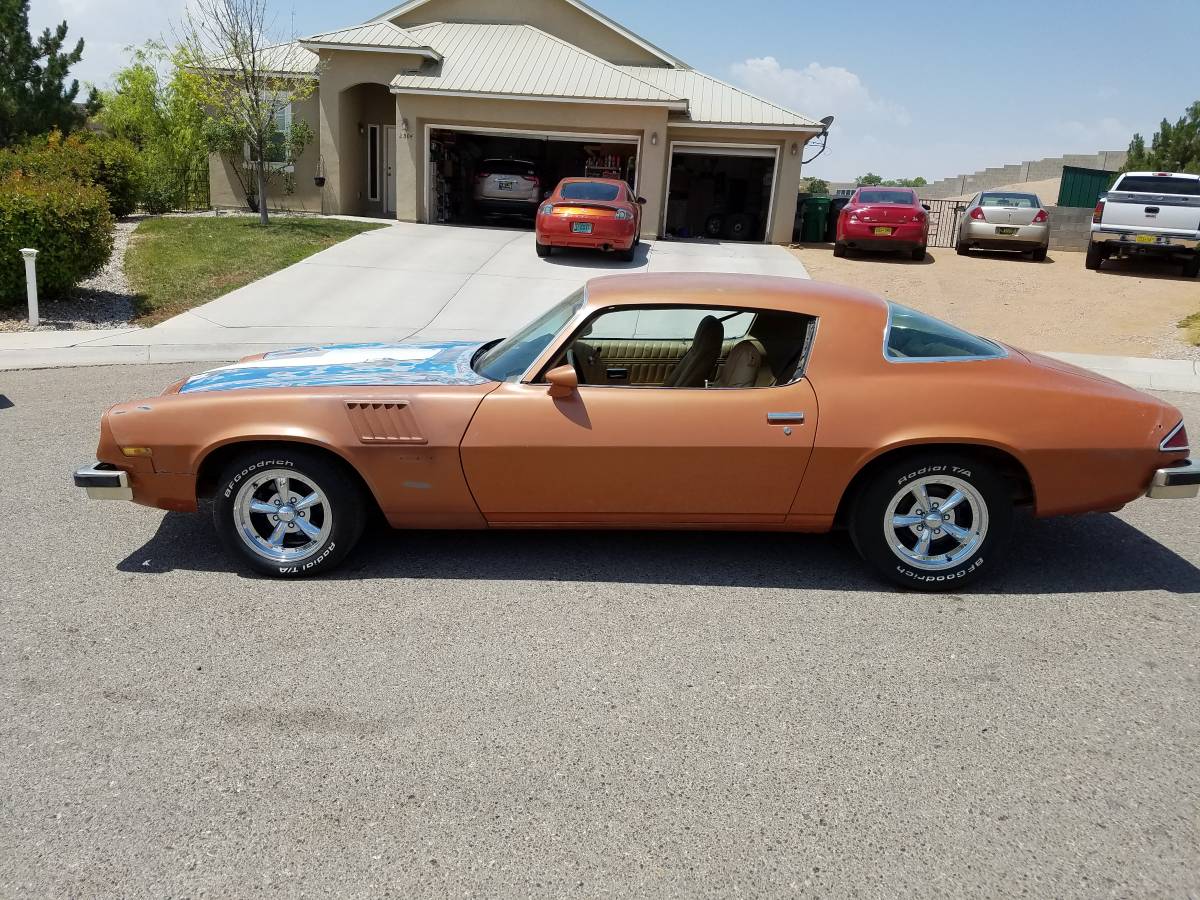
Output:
top-left (20, 248), bottom-right (38, 327)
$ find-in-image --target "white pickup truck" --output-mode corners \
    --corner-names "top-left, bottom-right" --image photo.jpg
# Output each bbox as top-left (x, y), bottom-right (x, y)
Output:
top-left (1087, 171), bottom-right (1200, 277)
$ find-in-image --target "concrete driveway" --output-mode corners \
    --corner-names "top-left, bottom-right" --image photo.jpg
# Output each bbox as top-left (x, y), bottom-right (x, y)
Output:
top-left (85, 222), bottom-right (811, 355)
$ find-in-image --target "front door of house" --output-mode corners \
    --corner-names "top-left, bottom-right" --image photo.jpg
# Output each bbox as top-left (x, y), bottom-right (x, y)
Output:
top-left (384, 125), bottom-right (397, 215)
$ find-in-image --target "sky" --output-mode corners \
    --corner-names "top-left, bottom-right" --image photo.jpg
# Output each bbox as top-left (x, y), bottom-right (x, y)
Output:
top-left (28, 0), bottom-right (1199, 182)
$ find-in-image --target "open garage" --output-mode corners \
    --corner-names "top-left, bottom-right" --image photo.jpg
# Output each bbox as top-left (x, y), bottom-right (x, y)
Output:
top-left (663, 145), bottom-right (778, 242)
top-left (427, 127), bottom-right (640, 229)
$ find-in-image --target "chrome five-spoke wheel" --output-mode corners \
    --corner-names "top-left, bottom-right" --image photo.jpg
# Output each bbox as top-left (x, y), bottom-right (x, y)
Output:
top-left (232, 468), bottom-right (332, 563)
top-left (884, 476), bottom-right (988, 571)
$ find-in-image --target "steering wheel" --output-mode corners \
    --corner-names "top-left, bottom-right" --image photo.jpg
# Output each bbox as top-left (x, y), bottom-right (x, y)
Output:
top-left (566, 347), bottom-right (587, 385)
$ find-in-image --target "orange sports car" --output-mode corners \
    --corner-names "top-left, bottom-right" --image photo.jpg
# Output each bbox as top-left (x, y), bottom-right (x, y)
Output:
top-left (535, 178), bottom-right (644, 261)
top-left (74, 274), bottom-right (1197, 590)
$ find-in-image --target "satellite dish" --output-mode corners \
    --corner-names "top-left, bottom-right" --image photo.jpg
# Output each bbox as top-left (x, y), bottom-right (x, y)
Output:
top-left (820, 115), bottom-right (835, 133)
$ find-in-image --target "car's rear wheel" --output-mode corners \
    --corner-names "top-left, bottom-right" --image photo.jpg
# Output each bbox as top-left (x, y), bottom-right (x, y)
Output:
top-left (911, 246), bottom-right (927, 261)
top-left (1182, 254), bottom-right (1200, 278)
top-left (617, 244), bottom-right (636, 263)
top-left (1085, 243), bottom-right (1103, 270)
top-left (535, 240), bottom-right (552, 258)
top-left (955, 240), bottom-right (969, 256)
top-left (213, 447), bottom-right (366, 578)
top-left (833, 242), bottom-right (847, 258)
top-left (850, 453), bottom-right (1014, 591)
top-left (1031, 246), bottom-right (1048, 261)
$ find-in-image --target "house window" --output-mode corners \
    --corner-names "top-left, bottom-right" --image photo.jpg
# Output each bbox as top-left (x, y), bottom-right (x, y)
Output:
top-left (367, 125), bottom-right (380, 202)
top-left (248, 96), bottom-right (294, 170)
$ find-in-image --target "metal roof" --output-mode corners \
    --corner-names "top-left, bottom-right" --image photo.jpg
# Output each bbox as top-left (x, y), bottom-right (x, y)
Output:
top-left (300, 21), bottom-right (440, 58)
top-left (390, 23), bottom-right (686, 107)
top-left (207, 41), bottom-right (318, 75)
top-left (370, 0), bottom-right (686, 67)
top-left (620, 67), bottom-right (821, 129)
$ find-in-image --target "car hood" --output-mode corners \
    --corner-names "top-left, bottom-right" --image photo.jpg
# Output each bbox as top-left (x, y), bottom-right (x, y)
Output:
top-left (178, 341), bottom-right (491, 393)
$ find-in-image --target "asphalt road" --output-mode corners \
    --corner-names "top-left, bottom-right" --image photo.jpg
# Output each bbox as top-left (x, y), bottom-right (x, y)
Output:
top-left (2, 364), bottom-right (1198, 899)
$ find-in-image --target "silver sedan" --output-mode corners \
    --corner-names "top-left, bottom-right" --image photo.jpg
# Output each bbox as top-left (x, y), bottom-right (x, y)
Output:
top-left (955, 191), bottom-right (1050, 260)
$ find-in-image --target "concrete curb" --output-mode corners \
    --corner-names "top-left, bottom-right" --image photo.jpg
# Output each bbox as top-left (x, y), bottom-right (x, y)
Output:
top-left (2, 339), bottom-right (1199, 394)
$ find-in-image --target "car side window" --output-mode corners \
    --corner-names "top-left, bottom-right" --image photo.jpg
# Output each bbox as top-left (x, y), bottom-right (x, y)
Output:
top-left (548, 305), bottom-right (814, 389)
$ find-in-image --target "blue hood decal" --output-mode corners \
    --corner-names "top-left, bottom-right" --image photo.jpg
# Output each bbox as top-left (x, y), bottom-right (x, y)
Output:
top-left (179, 341), bottom-right (491, 393)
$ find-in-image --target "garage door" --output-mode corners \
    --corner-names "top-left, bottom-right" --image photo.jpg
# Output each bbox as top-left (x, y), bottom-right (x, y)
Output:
top-left (426, 126), bottom-right (640, 229)
top-left (664, 144), bottom-right (779, 243)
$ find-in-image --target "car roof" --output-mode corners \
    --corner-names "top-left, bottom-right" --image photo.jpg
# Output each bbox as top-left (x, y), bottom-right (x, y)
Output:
top-left (583, 273), bottom-right (888, 320)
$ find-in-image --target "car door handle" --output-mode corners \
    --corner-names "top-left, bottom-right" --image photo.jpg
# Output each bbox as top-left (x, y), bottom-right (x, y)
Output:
top-left (1145, 206), bottom-right (1159, 214)
top-left (767, 412), bottom-right (805, 425)
top-left (606, 367), bottom-right (629, 381)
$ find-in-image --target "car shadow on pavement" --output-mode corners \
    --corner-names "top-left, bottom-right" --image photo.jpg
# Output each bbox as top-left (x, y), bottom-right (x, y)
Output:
top-left (962, 249), bottom-right (1055, 264)
top-left (1095, 257), bottom-right (1196, 282)
top-left (120, 509), bottom-right (1200, 595)
top-left (542, 242), bottom-right (650, 269)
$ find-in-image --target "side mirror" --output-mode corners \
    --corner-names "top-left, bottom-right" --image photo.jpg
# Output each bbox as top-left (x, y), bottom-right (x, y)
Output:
top-left (921, 203), bottom-right (931, 211)
top-left (545, 364), bottom-right (578, 399)
top-left (636, 196), bottom-right (647, 205)
top-left (543, 190), bottom-right (552, 199)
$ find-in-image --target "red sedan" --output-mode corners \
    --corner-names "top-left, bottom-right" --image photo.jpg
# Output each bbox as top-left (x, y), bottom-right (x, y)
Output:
top-left (834, 187), bottom-right (930, 260)
top-left (536, 178), bottom-right (644, 262)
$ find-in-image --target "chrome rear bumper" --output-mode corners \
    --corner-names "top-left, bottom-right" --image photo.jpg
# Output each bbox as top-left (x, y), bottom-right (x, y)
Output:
top-left (1146, 460), bottom-right (1200, 499)
top-left (74, 462), bottom-right (132, 501)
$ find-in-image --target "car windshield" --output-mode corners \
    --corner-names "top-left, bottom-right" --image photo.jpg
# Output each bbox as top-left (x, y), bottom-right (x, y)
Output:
top-left (980, 193), bottom-right (1039, 208)
top-left (857, 190), bottom-right (914, 204)
top-left (472, 289), bottom-right (587, 382)
top-left (885, 303), bottom-right (1004, 360)
top-left (561, 182), bottom-right (621, 201)
top-left (1112, 175), bottom-right (1200, 196)
top-left (483, 159), bottom-right (535, 176)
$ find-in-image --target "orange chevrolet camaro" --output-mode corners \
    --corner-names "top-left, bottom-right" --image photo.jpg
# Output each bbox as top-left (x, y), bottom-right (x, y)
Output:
top-left (74, 274), bottom-right (1198, 590)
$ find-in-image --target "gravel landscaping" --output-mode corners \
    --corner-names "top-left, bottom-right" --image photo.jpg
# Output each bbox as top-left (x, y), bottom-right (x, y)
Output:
top-left (0, 217), bottom-right (142, 333)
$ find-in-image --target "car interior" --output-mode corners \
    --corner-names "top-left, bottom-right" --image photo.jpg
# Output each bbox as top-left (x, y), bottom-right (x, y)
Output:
top-left (547, 306), bottom-right (816, 389)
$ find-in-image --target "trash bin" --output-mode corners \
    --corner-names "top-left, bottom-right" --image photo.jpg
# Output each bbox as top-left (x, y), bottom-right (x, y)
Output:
top-left (801, 197), bottom-right (831, 242)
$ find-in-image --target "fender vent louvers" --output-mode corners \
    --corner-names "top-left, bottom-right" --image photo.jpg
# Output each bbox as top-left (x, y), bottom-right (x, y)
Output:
top-left (345, 401), bottom-right (426, 444)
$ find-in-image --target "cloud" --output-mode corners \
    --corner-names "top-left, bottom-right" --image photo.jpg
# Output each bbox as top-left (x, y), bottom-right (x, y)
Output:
top-left (1050, 116), bottom-right (1132, 147)
top-left (729, 56), bottom-right (910, 128)
top-left (28, 0), bottom-right (190, 88)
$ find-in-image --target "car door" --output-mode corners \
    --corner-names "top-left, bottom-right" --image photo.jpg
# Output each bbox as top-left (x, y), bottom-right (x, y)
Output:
top-left (460, 305), bottom-right (819, 526)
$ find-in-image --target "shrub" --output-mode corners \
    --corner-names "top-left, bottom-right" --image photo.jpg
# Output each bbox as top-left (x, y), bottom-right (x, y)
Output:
top-left (0, 131), bottom-right (140, 217)
top-left (0, 174), bottom-right (114, 305)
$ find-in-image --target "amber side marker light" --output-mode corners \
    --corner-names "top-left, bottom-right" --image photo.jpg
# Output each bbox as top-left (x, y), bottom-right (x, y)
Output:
top-left (121, 446), bottom-right (153, 457)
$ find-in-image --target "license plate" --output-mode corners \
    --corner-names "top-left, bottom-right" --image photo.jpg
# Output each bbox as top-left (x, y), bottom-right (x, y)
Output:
top-left (996, 227), bottom-right (1018, 235)
top-left (571, 222), bottom-right (593, 234)
top-left (872, 226), bottom-right (893, 236)
top-left (1135, 234), bottom-right (1157, 244)
top-left (497, 179), bottom-right (515, 191)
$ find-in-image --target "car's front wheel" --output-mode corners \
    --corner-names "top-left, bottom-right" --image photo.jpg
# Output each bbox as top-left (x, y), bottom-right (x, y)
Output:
top-left (213, 447), bottom-right (366, 577)
top-left (851, 453), bottom-right (1014, 591)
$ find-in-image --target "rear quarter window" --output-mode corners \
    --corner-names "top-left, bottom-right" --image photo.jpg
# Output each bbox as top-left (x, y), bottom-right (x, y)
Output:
top-left (885, 304), bottom-right (1004, 361)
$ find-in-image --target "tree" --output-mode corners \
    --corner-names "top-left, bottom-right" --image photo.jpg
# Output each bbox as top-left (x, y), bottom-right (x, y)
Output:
top-left (856, 172), bottom-right (883, 186)
top-left (179, 0), bottom-right (317, 224)
top-left (96, 42), bottom-right (210, 211)
top-left (1125, 101), bottom-right (1200, 174)
top-left (0, 0), bottom-right (98, 145)
top-left (804, 177), bottom-right (830, 195)
top-left (883, 176), bottom-right (927, 187)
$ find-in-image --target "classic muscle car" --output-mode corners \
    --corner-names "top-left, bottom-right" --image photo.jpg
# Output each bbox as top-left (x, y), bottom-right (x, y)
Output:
top-left (74, 273), bottom-right (1198, 589)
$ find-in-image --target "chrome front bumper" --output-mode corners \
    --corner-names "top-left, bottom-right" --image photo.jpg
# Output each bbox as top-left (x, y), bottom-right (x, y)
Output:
top-left (74, 462), bottom-right (132, 501)
top-left (1146, 460), bottom-right (1200, 499)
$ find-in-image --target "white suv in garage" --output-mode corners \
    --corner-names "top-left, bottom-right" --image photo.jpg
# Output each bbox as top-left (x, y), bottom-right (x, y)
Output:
top-left (472, 158), bottom-right (542, 215)
top-left (1088, 171), bottom-right (1200, 277)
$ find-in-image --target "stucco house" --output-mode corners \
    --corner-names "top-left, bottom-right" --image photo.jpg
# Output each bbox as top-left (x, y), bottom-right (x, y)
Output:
top-left (208, 0), bottom-right (827, 244)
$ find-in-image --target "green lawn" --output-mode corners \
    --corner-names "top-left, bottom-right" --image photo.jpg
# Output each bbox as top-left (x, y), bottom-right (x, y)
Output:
top-left (125, 216), bottom-right (387, 324)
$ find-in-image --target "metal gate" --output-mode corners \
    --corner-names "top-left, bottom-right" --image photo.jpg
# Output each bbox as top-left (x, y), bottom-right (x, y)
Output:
top-left (921, 198), bottom-right (966, 248)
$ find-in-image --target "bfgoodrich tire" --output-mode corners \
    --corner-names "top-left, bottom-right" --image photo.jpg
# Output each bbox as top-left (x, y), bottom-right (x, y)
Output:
top-left (213, 447), bottom-right (366, 578)
top-left (850, 453), bottom-right (1014, 591)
